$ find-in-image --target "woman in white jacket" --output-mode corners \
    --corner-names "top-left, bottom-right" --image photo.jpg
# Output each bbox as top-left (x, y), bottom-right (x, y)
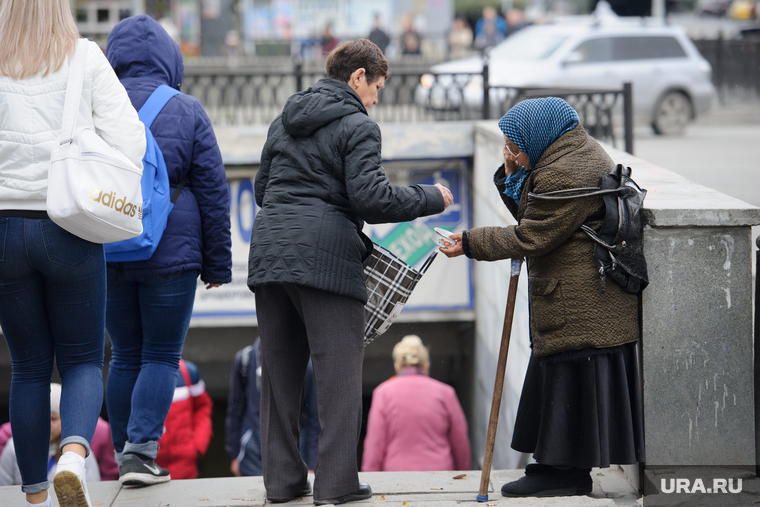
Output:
top-left (0, 2), bottom-right (145, 507)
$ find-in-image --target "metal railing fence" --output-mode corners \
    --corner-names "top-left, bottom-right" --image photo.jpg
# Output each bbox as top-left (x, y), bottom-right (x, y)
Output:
top-left (693, 37), bottom-right (760, 104)
top-left (182, 61), bottom-right (634, 154)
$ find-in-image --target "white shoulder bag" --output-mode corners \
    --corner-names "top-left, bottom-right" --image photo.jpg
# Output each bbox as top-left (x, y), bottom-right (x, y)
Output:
top-left (47, 39), bottom-right (144, 243)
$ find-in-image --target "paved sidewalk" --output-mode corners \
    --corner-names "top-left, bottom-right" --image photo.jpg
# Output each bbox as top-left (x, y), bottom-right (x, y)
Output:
top-left (0, 467), bottom-right (640, 507)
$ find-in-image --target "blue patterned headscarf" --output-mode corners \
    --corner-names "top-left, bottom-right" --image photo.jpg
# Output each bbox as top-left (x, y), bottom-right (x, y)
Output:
top-left (497, 98), bottom-right (579, 204)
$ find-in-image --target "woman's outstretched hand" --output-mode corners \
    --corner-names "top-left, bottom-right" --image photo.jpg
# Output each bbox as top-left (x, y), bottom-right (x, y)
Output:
top-left (435, 184), bottom-right (454, 209)
top-left (439, 232), bottom-right (464, 257)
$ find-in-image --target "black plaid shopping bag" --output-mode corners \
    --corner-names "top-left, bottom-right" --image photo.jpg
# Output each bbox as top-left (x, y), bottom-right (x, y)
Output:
top-left (363, 243), bottom-right (437, 346)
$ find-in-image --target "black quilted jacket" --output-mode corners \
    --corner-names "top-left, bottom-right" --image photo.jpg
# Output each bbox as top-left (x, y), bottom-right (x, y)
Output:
top-left (247, 79), bottom-right (445, 303)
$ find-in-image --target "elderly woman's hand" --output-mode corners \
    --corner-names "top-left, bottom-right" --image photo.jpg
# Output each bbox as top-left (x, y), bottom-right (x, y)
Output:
top-left (439, 232), bottom-right (464, 257)
top-left (503, 144), bottom-right (518, 175)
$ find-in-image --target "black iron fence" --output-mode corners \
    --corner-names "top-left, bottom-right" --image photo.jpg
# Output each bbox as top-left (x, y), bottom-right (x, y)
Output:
top-left (693, 37), bottom-right (760, 104)
top-left (183, 61), bottom-right (634, 153)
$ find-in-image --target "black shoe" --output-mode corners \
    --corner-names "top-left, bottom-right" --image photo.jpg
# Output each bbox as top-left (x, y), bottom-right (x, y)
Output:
top-left (525, 463), bottom-right (563, 475)
top-left (501, 467), bottom-right (592, 497)
top-left (119, 453), bottom-right (171, 486)
top-left (268, 482), bottom-right (312, 503)
top-left (314, 482), bottom-right (372, 505)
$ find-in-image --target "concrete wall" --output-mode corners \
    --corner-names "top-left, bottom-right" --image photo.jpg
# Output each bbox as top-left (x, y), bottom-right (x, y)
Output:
top-left (472, 122), bottom-right (760, 473)
top-left (612, 147), bottom-right (760, 467)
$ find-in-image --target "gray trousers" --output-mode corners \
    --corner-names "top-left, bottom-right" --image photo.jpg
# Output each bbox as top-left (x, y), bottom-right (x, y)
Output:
top-left (255, 283), bottom-right (364, 501)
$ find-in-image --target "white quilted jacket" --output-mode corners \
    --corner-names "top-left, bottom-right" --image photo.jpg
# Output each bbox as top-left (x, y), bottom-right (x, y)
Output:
top-left (0, 39), bottom-right (146, 211)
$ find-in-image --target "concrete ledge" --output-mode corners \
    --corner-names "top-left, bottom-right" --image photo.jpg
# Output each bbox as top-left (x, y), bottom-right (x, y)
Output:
top-left (215, 122), bottom-right (477, 167)
top-left (215, 121), bottom-right (760, 228)
top-left (473, 122), bottom-right (760, 228)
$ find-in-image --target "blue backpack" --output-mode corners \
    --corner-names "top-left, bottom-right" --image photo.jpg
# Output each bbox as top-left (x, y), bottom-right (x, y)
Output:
top-left (105, 85), bottom-right (184, 262)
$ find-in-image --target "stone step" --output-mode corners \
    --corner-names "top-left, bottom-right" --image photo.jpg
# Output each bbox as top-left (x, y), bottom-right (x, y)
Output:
top-left (0, 467), bottom-right (641, 507)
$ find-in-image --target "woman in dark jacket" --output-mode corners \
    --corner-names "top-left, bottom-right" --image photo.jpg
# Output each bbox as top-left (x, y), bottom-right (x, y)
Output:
top-left (103, 15), bottom-right (232, 486)
top-left (248, 39), bottom-right (452, 505)
top-left (442, 98), bottom-right (644, 497)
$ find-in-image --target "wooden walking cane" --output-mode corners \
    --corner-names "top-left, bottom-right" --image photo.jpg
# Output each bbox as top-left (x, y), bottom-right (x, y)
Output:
top-left (476, 257), bottom-right (523, 502)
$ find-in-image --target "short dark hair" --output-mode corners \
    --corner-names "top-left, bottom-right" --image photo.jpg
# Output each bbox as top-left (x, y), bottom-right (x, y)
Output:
top-left (325, 39), bottom-right (390, 85)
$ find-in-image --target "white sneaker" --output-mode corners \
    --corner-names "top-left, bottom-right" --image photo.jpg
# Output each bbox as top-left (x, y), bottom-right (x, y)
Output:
top-left (53, 452), bottom-right (92, 507)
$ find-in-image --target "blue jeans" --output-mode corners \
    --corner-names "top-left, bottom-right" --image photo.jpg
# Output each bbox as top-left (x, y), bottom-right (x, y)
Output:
top-left (0, 218), bottom-right (105, 493)
top-left (105, 268), bottom-right (198, 459)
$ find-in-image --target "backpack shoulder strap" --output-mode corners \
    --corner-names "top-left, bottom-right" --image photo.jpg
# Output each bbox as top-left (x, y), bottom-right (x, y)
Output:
top-left (527, 187), bottom-right (620, 201)
top-left (138, 85), bottom-right (181, 129)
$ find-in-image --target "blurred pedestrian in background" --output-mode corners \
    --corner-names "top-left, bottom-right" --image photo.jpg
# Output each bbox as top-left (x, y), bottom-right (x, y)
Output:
top-left (90, 419), bottom-right (118, 481)
top-left (448, 18), bottom-right (474, 58)
top-left (155, 359), bottom-right (214, 479)
top-left (0, 416), bottom-right (121, 482)
top-left (362, 336), bottom-right (471, 472)
top-left (474, 6), bottom-right (506, 51)
top-left (225, 30), bottom-right (243, 57)
top-left (368, 13), bottom-right (390, 55)
top-left (400, 13), bottom-right (422, 55)
top-left (0, 1), bottom-right (145, 505)
top-left (321, 23), bottom-right (339, 58)
top-left (475, 6), bottom-right (507, 39)
top-left (225, 339), bottom-right (319, 477)
top-left (0, 385), bottom-right (101, 488)
top-left (247, 38), bottom-right (452, 504)
top-left (0, 417), bottom-right (117, 482)
top-left (440, 98), bottom-right (645, 498)
top-left (505, 9), bottom-right (529, 34)
top-left (104, 14), bottom-right (231, 487)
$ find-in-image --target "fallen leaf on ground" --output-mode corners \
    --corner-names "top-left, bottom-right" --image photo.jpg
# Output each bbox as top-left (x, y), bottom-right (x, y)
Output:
top-left (375, 495), bottom-right (385, 500)
top-left (403, 501), bottom-right (408, 505)
top-left (198, 498), bottom-right (209, 502)
top-left (597, 472), bottom-right (604, 476)
top-left (453, 474), bottom-right (467, 479)
top-left (487, 503), bottom-right (498, 506)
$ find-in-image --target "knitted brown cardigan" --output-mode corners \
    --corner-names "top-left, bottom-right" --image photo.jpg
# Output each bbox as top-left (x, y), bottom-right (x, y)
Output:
top-left (464, 124), bottom-right (639, 356)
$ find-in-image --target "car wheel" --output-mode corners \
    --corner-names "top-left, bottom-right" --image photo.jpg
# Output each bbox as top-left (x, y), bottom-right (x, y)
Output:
top-left (652, 92), bottom-right (692, 136)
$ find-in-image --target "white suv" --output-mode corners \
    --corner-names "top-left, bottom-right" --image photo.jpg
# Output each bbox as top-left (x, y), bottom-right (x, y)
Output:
top-left (417, 21), bottom-right (716, 135)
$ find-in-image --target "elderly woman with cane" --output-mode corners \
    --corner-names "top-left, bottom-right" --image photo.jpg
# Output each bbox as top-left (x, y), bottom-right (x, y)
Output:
top-left (441, 97), bottom-right (644, 498)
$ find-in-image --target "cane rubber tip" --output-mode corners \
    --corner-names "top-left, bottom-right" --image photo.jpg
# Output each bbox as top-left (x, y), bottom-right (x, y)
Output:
top-left (476, 494), bottom-right (489, 502)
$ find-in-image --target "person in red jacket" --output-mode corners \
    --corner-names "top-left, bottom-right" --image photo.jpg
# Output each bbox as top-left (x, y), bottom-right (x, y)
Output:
top-left (155, 359), bottom-right (213, 479)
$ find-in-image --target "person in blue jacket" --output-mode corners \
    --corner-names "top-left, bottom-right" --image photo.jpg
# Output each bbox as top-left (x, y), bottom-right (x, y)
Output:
top-left (103, 15), bottom-right (232, 487)
top-left (225, 339), bottom-right (320, 477)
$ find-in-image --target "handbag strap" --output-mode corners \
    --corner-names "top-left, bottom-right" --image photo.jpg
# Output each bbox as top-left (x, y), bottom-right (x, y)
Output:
top-left (138, 84), bottom-right (181, 129)
top-left (58, 39), bottom-right (88, 145)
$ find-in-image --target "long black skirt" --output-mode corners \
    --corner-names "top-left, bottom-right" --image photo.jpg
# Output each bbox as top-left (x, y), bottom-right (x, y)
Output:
top-left (511, 341), bottom-right (645, 469)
